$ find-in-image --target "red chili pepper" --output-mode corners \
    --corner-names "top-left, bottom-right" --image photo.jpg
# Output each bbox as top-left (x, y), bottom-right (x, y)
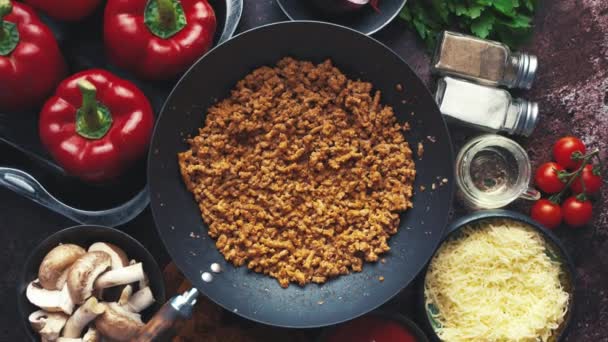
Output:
top-left (104, 0), bottom-right (216, 80)
top-left (23, 0), bottom-right (102, 22)
top-left (0, 0), bottom-right (66, 112)
top-left (39, 70), bottom-right (155, 182)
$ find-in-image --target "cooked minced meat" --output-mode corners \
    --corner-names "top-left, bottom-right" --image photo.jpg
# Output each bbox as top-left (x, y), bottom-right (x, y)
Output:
top-left (178, 58), bottom-right (416, 288)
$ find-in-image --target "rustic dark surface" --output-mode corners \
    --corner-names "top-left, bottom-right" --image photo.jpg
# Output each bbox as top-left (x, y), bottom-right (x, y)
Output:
top-left (1, 0), bottom-right (606, 340)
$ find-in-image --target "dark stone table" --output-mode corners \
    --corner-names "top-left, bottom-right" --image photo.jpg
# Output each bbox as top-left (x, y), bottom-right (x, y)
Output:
top-left (2, 0), bottom-right (606, 340)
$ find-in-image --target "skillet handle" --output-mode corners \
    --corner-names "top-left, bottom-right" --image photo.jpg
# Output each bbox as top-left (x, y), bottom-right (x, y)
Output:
top-left (133, 288), bottom-right (199, 342)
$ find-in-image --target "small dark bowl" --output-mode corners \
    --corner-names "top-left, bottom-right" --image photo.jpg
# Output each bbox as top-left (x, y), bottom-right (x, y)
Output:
top-left (17, 225), bottom-right (166, 341)
top-left (421, 210), bottom-right (575, 342)
top-left (318, 311), bottom-right (430, 342)
top-left (276, 0), bottom-right (407, 35)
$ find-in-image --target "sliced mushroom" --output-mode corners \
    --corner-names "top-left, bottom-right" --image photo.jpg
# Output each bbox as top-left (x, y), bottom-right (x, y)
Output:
top-left (88, 243), bottom-right (128, 270)
top-left (55, 268), bottom-right (71, 290)
top-left (67, 252), bottom-right (112, 304)
top-left (82, 327), bottom-right (99, 342)
top-left (27, 280), bottom-right (75, 315)
top-left (118, 285), bottom-right (133, 306)
top-left (29, 310), bottom-right (69, 341)
top-left (94, 263), bottom-right (144, 289)
top-left (95, 302), bottom-right (144, 341)
top-left (57, 338), bottom-right (82, 342)
top-left (39, 244), bottom-right (86, 290)
top-left (62, 297), bottom-right (105, 338)
top-left (129, 259), bottom-right (149, 289)
top-left (126, 287), bottom-right (155, 313)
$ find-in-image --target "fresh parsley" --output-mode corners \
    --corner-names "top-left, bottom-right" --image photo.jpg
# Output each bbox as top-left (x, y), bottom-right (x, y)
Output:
top-left (399, 0), bottom-right (537, 49)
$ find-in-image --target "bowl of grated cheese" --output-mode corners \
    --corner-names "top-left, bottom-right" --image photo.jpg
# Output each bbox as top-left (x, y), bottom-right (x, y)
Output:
top-left (422, 210), bottom-right (575, 342)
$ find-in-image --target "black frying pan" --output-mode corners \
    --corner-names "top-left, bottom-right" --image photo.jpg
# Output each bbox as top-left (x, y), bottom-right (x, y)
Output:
top-left (141, 21), bottom-right (454, 338)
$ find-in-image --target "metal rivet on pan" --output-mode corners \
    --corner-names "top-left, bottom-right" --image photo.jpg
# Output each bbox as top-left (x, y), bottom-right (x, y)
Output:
top-left (210, 263), bottom-right (221, 273)
top-left (202, 272), bottom-right (213, 282)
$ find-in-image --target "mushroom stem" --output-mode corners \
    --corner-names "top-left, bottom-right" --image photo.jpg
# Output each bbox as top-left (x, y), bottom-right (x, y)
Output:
top-left (94, 263), bottom-right (145, 289)
top-left (126, 287), bottom-right (155, 312)
top-left (118, 285), bottom-right (133, 306)
top-left (27, 280), bottom-right (75, 315)
top-left (67, 251), bottom-right (112, 304)
top-left (29, 310), bottom-right (69, 341)
top-left (57, 338), bottom-right (83, 342)
top-left (62, 297), bottom-right (105, 338)
top-left (82, 327), bottom-right (99, 342)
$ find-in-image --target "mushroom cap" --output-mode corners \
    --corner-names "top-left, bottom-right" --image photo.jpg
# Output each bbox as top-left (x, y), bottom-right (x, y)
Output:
top-left (67, 251), bottom-right (112, 305)
top-left (39, 244), bottom-right (86, 290)
top-left (95, 302), bottom-right (144, 341)
top-left (26, 280), bottom-right (75, 315)
top-left (28, 310), bottom-right (69, 341)
top-left (88, 243), bottom-right (128, 270)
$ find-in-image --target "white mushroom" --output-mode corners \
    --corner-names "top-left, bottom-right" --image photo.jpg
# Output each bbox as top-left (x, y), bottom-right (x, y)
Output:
top-left (82, 327), bottom-right (99, 342)
top-left (57, 338), bottom-right (82, 342)
top-left (67, 252), bottom-right (112, 304)
top-left (94, 263), bottom-right (145, 289)
top-left (95, 302), bottom-right (144, 341)
top-left (126, 287), bottom-right (155, 312)
top-left (88, 243), bottom-right (128, 270)
top-left (29, 310), bottom-right (68, 341)
top-left (27, 280), bottom-right (74, 315)
top-left (130, 259), bottom-right (148, 289)
top-left (62, 297), bottom-right (105, 338)
top-left (39, 244), bottom-right (86, 290)
top-left (118, 285), bottom-right (133, 306)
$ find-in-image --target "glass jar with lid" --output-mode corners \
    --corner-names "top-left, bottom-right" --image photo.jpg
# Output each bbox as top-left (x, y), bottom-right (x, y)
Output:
top-left (432, 31), bottom-right (538, 89)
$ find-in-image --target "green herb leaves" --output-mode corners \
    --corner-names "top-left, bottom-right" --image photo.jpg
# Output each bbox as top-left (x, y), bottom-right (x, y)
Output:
top-left (399, 0), bottom-right (537, 49)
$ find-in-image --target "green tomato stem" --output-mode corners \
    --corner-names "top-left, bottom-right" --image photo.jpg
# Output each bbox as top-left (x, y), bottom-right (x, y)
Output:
top-left (157, 0), bottom-right (177, 30)
top-left (550, 148), bottom-right (600, 203)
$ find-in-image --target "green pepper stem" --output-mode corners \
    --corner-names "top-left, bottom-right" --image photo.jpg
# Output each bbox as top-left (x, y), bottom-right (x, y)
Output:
top-left (0, 0), bottom-right (12, 40)
top-left (157, 0), bottom-right (177, 30)
top-left (78, 80), bottom-right (103, 132)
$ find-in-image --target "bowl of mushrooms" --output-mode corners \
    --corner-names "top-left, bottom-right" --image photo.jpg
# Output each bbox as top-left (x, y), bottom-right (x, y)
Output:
top-left (18, 225), bottom-right (165, 341)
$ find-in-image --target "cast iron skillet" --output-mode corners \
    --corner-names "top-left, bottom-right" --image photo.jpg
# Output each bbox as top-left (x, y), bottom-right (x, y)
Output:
top-left (421, 210), bottom-right (576, 341)
top-left (145, 21), bottom-right (454, 332)
top-left (17, 225), bottom-right (166, 341)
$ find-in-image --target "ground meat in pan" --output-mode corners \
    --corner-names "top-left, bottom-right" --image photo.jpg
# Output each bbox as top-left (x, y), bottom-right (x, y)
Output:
top-left (178, 58), bottom-right (416, 288)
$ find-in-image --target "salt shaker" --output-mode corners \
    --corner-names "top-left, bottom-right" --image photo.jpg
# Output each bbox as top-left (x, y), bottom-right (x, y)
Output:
top-left (436, 77), bottom-right (539, 136)
top-left (432, 31), bottom-right (538, 89)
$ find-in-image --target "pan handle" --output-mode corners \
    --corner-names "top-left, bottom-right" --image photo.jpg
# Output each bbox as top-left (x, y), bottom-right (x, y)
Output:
top-left (134, 288), bottom-right (199, 342)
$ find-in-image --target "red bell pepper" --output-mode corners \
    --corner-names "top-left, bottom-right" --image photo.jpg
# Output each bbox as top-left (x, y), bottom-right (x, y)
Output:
top-left (39, 69), bottom-right (155, 182)
top-left (104, 0), bottom-right (216, 80)
top-left (0, 0), bottom-right (66, 112)
top-left (23, 0), bottom-right (102, 22)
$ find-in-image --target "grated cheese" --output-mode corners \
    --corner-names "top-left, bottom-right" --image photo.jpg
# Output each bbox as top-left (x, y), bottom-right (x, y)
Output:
top-left (425, 219), bottom-right (570, 342)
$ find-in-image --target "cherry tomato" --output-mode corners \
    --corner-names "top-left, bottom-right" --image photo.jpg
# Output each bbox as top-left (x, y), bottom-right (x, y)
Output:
top-left (571, 165), bottom-right (603, 194)
top-left (534, 162), bottom-right (566, 194)
top-left (562, 197), bottom-right (593, 227)
top-left (553, 136), bottom-right (586, 170)
top-left (531, 199), bottom-right (562, 229)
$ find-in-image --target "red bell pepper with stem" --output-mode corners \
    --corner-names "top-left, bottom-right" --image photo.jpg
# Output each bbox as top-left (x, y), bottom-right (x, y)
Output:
top-left (104, 0), bottom-right (216, 80)
top-left (23, 0), bottom-right (103, 22)
top-left (0, 0), bottom-right (66, 112)
top-left (39, 70), bottom-right (155, 183)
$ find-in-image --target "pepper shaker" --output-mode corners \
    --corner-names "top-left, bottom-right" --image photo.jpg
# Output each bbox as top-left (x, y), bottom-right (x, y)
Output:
top-left (436, 77), bottom-right (539, 136)
top-left (432, 31), bottom-right (538, 89)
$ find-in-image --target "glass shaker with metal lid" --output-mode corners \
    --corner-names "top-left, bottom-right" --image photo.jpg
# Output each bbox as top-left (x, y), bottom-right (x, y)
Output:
top-left (432, 31), bottom-right (538, 89)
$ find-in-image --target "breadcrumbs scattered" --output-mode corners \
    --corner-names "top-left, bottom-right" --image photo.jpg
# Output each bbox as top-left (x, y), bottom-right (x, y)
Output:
top-left (417, 142), bottom-right (424, 159)
top-left (402, 122), bottom-right (411, 132)
top-left (381, 258), bottom-right (386, 264)
top-left (420, 185), bottom-right (426, 192)
top-left (395, 83), bottom-right (403, 91)
top-left (379, 276), bottom-right (385, 282)
top-left (178, 58), bottom-right (416, 288)
top-left (441, 178), bottom-right (449, 184)
top-left (427, 135), bottom-right (436, 143)
top-left (432, 183), bottom-right (437, 190)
